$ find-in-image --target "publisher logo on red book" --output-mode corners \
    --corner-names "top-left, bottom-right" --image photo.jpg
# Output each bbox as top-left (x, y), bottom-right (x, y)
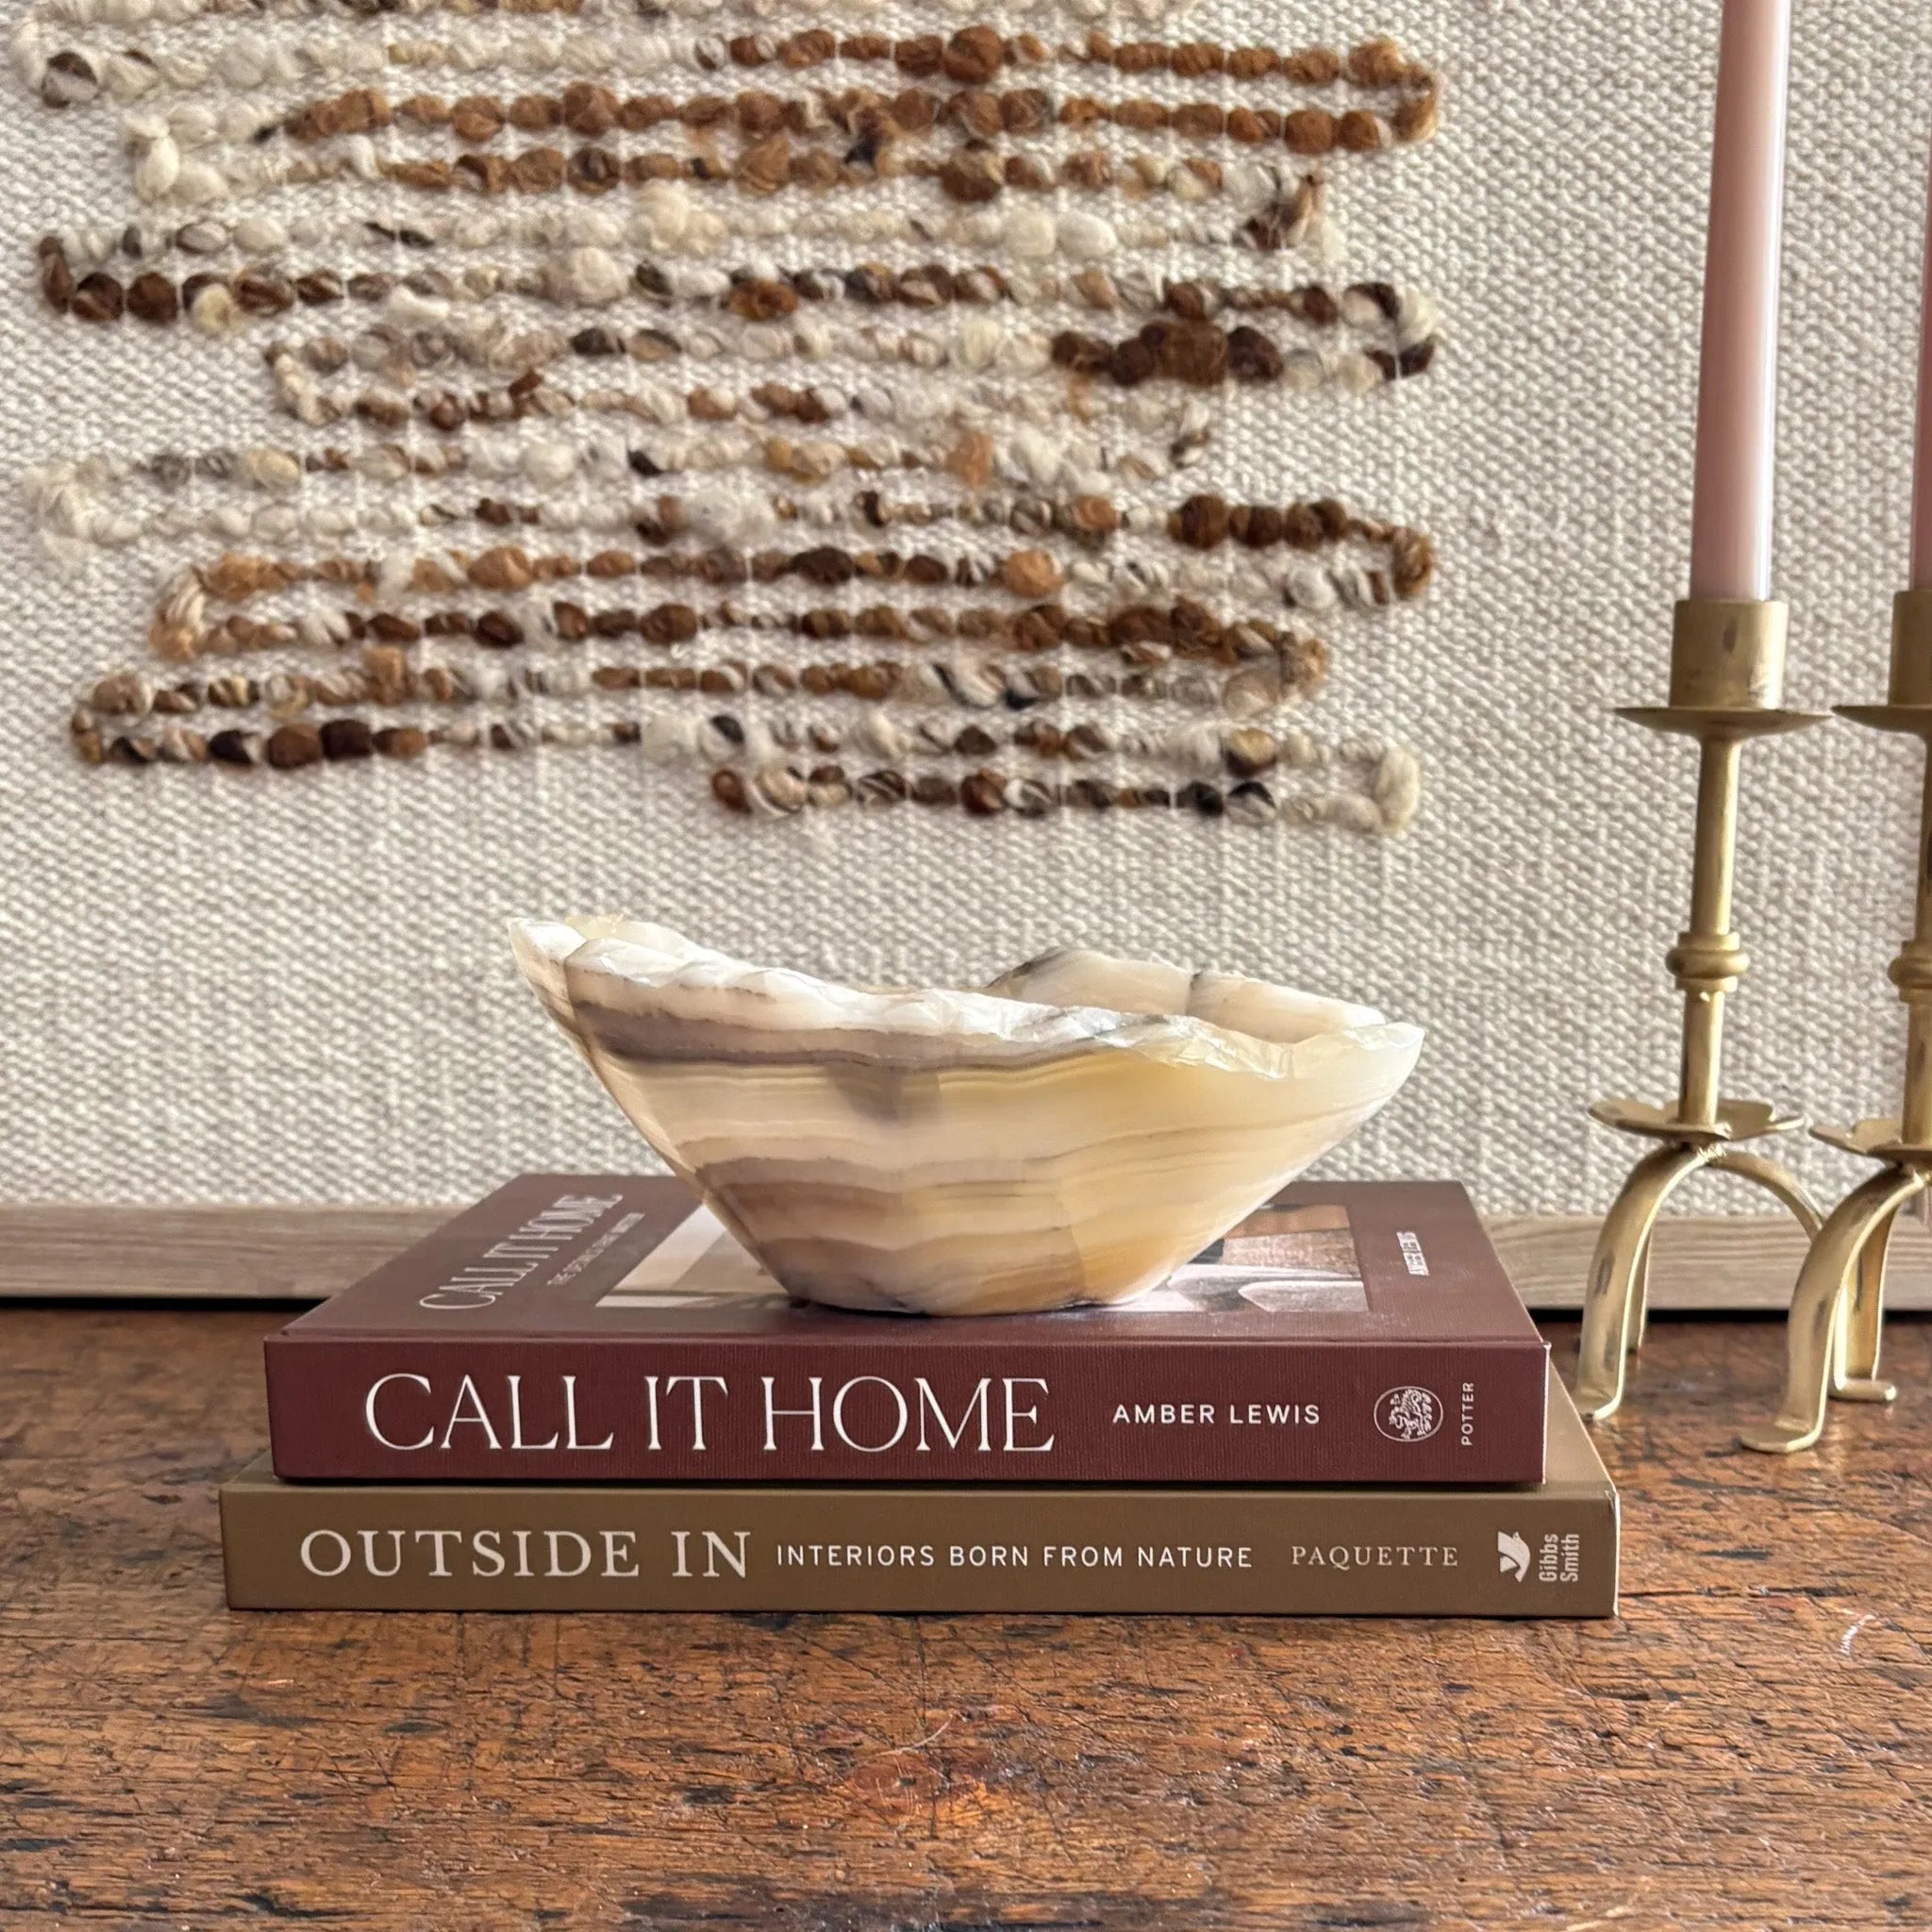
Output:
top-left (1374, 1386), bottom-right (1443, 1443)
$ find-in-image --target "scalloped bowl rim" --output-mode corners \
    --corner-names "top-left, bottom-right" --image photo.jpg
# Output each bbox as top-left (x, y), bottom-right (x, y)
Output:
top-left (512, 918), bottom-right (1424, 1085)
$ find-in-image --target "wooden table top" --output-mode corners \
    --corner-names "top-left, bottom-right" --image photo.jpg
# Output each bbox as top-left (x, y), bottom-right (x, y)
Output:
top-left (2, 1302), bottom-right (1927, 1930)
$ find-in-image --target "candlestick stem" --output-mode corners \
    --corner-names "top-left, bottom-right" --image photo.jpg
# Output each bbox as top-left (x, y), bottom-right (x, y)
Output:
top-left (1689, 737), bottom-right (1740, 936)
top-left (1675, 735), bottom-right (1744, 1128)
top-left (1905, 752), bottom-right (1932, 1148)
top-left (1904, 1000), bottom-right (1932, 1151)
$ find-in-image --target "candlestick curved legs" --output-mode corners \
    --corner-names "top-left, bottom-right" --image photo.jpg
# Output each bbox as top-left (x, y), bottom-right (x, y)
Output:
top-left (1575, 1140), bottom-right (1820, 1423)
top-left (1575, 1145), bottom-right (1711, 1422)
top-left (1635, 1146), bottom-right (1821, 1351)
top-left (1739, 1166), bottom-right (1921, 1454)
top-left (1838, 1201), bottom-right (1903, 1400)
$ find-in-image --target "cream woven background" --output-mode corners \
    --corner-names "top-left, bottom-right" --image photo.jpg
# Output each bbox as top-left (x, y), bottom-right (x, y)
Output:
top-left (0, 0), bottom-right (1924, 1210)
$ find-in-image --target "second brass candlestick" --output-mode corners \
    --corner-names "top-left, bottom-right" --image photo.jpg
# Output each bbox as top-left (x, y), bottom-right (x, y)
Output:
top-left (1741, 589), bottom-right (1932, 1453)
top-left (1574, 600), bottom-right (1828, 1422)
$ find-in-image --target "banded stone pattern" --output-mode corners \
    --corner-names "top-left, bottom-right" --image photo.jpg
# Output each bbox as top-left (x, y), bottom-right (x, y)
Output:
top-left (22, 0), bottom-right (1442, 830)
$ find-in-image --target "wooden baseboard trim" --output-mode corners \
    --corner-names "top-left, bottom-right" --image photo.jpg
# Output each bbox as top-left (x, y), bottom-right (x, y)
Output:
top-left (0, 1206), bottom-right (1927, 1311)
top-left (1487, 1212), bottom-right (1932, 1312)
top-left (0, 1206), bottom-right (451, 1302)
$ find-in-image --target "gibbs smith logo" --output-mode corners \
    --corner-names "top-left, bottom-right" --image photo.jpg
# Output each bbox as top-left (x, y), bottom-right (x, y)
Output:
top-left (1373, 1385), bottom-right (1442, 1442)
top-left (1497, 1531), bottom-right (1531, 1582)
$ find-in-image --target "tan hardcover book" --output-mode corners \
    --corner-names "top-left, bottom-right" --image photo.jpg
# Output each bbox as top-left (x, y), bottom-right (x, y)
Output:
top-left (223, 1373), bottom-right (1614, 1618)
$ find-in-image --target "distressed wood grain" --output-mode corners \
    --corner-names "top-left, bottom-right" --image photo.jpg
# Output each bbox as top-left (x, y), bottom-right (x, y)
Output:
top-left (7, 1206), bottom-right (1930, 1310)
top-left (1, 1299), bottom-right (1927, 1929)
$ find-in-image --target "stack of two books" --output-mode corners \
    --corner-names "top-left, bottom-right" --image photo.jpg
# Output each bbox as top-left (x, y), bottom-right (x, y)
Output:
top-left (225, 1176), bottom-right (1618, 1616)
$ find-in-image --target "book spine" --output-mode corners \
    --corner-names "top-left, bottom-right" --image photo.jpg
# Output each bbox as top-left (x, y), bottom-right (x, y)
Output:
top-left (264, 1334), bottom-right (1549, 1485)
top-left (222, 1475), bottom-right (1615, 1616)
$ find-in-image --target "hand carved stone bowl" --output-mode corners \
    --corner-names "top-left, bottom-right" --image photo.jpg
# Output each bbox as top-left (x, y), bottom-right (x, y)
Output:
top-left (509, 918), bottom-right (1424, 1317)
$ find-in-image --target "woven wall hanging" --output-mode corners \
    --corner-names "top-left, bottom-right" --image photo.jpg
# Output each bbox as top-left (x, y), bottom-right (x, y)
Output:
top-left (20, 0), bottom-right (1440, 832)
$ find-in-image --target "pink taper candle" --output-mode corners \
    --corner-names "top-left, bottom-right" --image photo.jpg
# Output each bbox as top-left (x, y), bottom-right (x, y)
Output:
top-left (1687, 0), bottom-right (1791, 602)
top-left (1911, 133), bottom-right (1932, 589)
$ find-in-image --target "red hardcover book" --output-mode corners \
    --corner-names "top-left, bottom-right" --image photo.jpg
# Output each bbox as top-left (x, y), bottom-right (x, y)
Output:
top-left (265, 1175), bottom-right (1548, 1485)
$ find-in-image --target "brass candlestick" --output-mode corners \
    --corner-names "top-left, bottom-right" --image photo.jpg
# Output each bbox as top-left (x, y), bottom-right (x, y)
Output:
top-left (1574, 600), bottom-right (1829, 1423)
top-left (1741, 589), bottom-right (1932, 1454)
